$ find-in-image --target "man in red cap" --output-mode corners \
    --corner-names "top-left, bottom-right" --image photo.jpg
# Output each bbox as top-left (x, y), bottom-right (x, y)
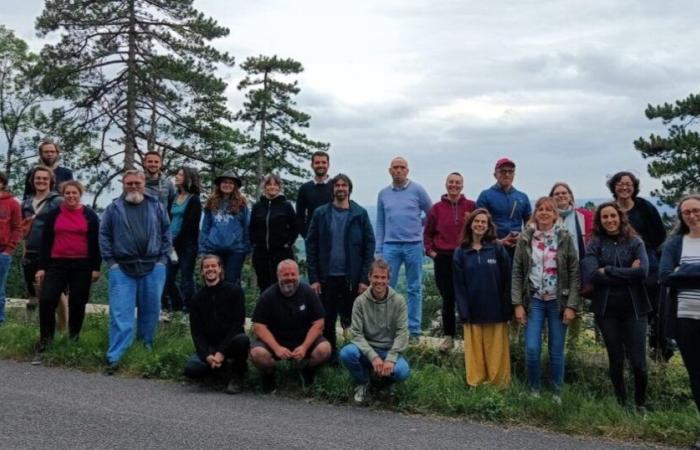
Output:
top-left (476, 158), bottom-right (531, 256)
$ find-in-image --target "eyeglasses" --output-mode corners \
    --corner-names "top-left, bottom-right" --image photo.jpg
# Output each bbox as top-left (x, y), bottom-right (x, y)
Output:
top-left (124, 182), bottom-right (143, 187)
top-left (498, 169), bottom-right (515, 175)
top-left (681, 208), bottom-right (700, 217)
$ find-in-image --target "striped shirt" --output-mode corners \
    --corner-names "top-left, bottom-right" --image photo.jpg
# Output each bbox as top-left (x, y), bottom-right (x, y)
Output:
top-left (678, 235), bottom-right (700, 319)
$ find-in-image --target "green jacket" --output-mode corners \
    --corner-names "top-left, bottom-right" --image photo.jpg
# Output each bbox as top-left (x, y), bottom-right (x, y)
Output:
top-left (350, 286), bottom-right (408, 363)
top-left (511, 226), bottom-right (581, 312)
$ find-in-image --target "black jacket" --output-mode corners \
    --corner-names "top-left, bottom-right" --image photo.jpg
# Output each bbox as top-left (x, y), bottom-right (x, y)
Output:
top-left (169, 194), bottom-right (201, 249)
top-left (38, 205), bottom-right (102, 272)
top-left (295, 180), bottom-right (333, 238)
top-left (249, 195), bottom-right (298, 253)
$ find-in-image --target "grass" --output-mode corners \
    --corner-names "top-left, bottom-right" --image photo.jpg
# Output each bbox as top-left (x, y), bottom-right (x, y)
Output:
top-left (0, 310), bottom-right (697, 447)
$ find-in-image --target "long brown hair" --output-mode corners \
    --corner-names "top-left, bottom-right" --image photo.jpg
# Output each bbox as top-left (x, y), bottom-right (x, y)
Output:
top-left (459, 208), bottom-right (498, 247)
top-left (592, 201), bottom-right (637, 240)
top-left (205, 181), bottom-right (246, 214)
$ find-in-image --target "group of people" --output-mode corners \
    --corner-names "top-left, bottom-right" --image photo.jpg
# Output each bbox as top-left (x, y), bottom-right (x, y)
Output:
top-left (0, 143), bottom-right (697, 437)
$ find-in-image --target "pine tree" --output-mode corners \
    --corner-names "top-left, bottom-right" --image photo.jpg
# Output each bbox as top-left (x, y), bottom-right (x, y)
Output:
top-left (634, 93), bottom-right (700, 206)
top-left (236, 55), bottom-right (329, 198)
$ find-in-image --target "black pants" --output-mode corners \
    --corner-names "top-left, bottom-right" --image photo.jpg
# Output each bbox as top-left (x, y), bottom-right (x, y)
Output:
top-left (676, 318), bottom-right (700, 414)
top-left (434, 252), bottom-right (456, 336)
top-left (22, 252), bottom-right (40, 297)
top-left (39, 259), bottom-right (93, 346)
top-left (596, 313), bottom-right (648, 407)
top-left (183, 333), bottom-right (250, 378)
top-left (646, 282), bottom-right (674, 359)
top-left (321, 276), bottom-right (356, 353)
top-left (163, 242), bottom-right (197, 312)
top-left (252, 247), bottom-right (294, 293)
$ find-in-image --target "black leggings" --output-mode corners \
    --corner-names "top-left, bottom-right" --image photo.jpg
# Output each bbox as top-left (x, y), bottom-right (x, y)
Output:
top-left (321, 276), bottom-right (356, 353)
top-left (39, 259), bottom-right (93, 346)
top-left (676, 318), bottom-right (700, 414)
top-left (595, 313), bottom-right (648, 407)
top-left (434, 252), bottom-right (456, 336)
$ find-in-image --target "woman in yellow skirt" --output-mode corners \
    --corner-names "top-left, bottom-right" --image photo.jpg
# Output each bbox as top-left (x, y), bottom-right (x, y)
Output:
top-left (453, 208), bottom-right (513, 388)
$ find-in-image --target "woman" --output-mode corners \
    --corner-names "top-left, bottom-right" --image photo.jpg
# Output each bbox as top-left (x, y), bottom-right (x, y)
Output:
top-left (583, 202), bottom-right (651, 411)
top-left (249, 174), bottom-right (298, 293)
top-left (512, 197), bottom-right (580, 397)
top-left (549, 182), bottom-right (593, 261)
top-left (0, 172), bottom-right (22, 325)
top-left (453, 208), bottom-right (512, 389)
top-left (424, 172), bottom-right (476, 353)
top-left (659, 194), bottom-right (700, 449)
top-left (608, 171), bottom-right (668, 359)
top-left (199, 171), bottom-right (250, 286)
top-left (22, 166), bottom-right (63, 307)
top-left (35, 181), bottom-right (101, 352)
top-left (164, 166), bottom-right (201, 312)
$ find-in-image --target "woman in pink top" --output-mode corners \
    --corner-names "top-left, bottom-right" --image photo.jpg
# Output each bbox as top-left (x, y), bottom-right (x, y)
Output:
top-left (34, 181), bottom-right (101, 356)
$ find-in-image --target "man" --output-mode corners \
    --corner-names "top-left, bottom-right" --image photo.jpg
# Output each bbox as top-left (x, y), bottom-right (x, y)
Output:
top-left (23, 139), bottom-right (73, 199)
top-left (296, 151), bottom-right (333, 239)
top-left (184, 254), bottom-right (250, 394)
top-left (306, 174), bottom-right (375, 359)
top-left (143, 151), bottom-right (176, 207)
top-left (249, 259), bottom-right (331, 391)
top-left (99, 169), bottom-right (171, 374)
top-left (339, 259), bottom-right (410, 403)
top-left (476, 158), bottom-right (531, 256)
top-left (375, 156), bottom-right (432, 341)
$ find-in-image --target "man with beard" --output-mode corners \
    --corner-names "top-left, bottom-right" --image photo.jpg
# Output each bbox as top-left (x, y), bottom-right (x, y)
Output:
top-left (296, 151), bottom-right (333, 239)
top-left (306, 174), bottom-right (375, 361)
top-left (184, 254), bottom-right (250, 394)
top-left (99, 170), bottom-right (171, 374)
top-left (23, 139), bottom-right (73, 199)
top-left (250, 259), bottom-right (331, 392)
top-left (143, 151), bottom-right (176, 207)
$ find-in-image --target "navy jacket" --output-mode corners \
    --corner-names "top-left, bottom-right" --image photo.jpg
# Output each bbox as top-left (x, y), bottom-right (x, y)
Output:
top-left (306, 201), bottom-right (375, 288)
top-left (453, 241), bottom-right (513, 323)
top-left (659, 234), bottom-right (700, 339)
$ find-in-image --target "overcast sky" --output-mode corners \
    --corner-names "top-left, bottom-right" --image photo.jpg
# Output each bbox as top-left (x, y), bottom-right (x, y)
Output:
top-left (4, 0), bottom-right (699, 205)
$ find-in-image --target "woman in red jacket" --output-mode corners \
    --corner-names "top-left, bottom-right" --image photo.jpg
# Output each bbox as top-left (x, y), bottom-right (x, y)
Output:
top-left (0, 171), bottom-right (22, 325)
top-left (424, 172), bottom-right (476, 352)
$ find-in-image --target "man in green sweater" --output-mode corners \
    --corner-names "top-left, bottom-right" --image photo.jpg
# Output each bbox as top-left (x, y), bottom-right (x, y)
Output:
top-left (339, 259), bottom-right (411, 403)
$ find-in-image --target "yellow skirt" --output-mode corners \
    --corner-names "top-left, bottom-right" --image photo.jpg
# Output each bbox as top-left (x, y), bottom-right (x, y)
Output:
top-left (463, 322), bottom-right (511, 389)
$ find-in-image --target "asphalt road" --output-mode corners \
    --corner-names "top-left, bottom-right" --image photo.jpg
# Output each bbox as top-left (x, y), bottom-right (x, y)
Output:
top-left (0, 360), bottom-right (664, 449)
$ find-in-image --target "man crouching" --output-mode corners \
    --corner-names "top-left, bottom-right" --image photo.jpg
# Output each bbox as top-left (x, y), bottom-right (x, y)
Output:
top-left (339, 259), bottom-right (411, 403)
top-left (184, 254), bottom-right (250, 394)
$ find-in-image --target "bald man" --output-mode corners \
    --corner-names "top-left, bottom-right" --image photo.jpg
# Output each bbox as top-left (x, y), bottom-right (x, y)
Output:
top-left (374, 157), bottom-right (432, 342)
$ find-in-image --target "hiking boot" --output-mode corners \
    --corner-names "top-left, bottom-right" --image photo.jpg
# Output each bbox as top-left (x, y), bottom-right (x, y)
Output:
top-left (438, 336), bottom-right (454, 353)
top-left (353, 383), bottom-right (369, 403)
top-left (225, 375), bottom-right (244, 395)
top-left (261, 373), bottom-right (276, 393)
top-left (31, 353), bottom-right (43, 366)
top-left (104, 362), bottom-right (119, 376)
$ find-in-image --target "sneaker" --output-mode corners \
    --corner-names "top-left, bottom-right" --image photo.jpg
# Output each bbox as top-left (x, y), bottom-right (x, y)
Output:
top-left (438, 336), bottom-right (454, 353)
top-left (353, 383), bottom-right (369, 403)
top-left (31, 353), bottom-right (43, 366)
top-left (261, 373), bottom-right (276, 393)
top-left (225, 376), bottom-right (244, 395)
top-left (104, 362), bottom-right (119, 376)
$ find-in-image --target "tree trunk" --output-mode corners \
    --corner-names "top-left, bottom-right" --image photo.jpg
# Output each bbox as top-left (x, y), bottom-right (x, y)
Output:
top-left (255, 70), bottom-right (269, 199)
top-left (124, 0), bottom-right (137, 170)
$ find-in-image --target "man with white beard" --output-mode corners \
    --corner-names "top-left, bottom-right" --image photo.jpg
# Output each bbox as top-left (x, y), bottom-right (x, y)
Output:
top-left (99, 170), bottom-right (172, 374)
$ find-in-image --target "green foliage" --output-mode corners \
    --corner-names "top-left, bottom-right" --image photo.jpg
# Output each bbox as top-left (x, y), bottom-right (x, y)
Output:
top-left (236, 55), bottom-right (330, 198)
top-left (634, 93), bottom-right (700, 206)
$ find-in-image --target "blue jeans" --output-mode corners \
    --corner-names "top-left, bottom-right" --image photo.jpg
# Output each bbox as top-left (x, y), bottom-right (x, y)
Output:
top-left (107, 264), bottom-right (166, 364)
top-left (524, 297), bottom-right (568, 392)
top-left (217, 251), bottom-right (246, 286)
top-left (382, 242), bottom-right (424, 336)
top-left (339, 343), bottom-right (411, 384)
top-left (0, 253), bottom-right (11, 324)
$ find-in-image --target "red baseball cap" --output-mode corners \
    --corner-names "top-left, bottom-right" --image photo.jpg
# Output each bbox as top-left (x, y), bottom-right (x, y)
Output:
top-left (495, 157), bottom-right (515, 169)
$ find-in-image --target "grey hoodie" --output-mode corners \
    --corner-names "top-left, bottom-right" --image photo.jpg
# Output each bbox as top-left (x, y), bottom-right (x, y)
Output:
top-left (350, 286), bottom-right (408, 363)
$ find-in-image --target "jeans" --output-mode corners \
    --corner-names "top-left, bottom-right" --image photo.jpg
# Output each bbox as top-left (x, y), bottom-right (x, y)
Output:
top-left (676, 318), bottom-right (700, 414)
top-left (217, 251), bottom-right (246, 286)
top-left (383, 242), bottom-right (424, 336)
top-left (164, 242), bottom-right (197, 311)
top-left (339, 343), bottom-right (410, 384)
top-left (524, 297), bottom-right (568, 392)
top-left (0, 253), bottom-right (12, 324)
top-left (595, 313), bottom-right (648, 406)
top-left (433, 251), bottom-right (456, 336)
top-left (183, 333), bottom-right (250, 379)
top-left (39, 259), bottom-right (93, 345)
top-left (107, 264), bottom-right (166, 364)
top-left (321, 276), bottom-right (357, 354)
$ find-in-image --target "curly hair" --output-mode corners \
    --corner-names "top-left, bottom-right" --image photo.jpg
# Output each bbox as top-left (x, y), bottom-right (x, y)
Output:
top-left (592, 201), bottom-right (637, 240)
top-left (460, 208), bottom-right (498, 247)
top-left (607, 171), bottom-right (640, 199)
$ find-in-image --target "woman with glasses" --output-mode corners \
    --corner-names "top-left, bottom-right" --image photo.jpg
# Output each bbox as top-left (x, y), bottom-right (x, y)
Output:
top-left (659, 195), bottom-right (700, 449)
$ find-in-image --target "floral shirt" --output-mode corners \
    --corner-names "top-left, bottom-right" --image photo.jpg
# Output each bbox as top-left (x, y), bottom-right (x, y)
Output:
top-left (529, 226), bottom-right (559, 300)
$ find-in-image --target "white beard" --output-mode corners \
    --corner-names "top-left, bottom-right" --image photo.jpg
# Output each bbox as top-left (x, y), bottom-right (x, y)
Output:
top-left (124, 191), bottom-right (145, 204)
top-left (279, 280), bottom-right (299, 297)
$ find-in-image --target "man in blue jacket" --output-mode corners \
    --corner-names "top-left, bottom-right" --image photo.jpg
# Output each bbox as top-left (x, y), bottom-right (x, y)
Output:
top-left (99, 169), bottom-right (172, 374)
top-left (306, 174), bottom-right (375, 360)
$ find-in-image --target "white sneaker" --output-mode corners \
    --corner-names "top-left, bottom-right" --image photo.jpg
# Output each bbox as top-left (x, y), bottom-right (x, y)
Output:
top-left (353, 383), bottom-right (369, 403)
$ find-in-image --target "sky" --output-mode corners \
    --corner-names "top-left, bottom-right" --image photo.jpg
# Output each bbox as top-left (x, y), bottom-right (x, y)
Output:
top-left (4, 0), bottom-right (700, 205)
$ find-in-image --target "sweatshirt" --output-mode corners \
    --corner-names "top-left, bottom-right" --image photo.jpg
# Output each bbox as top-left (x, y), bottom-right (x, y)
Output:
top-left (375, 180), bottom-right (432, 254)
top-left (350, 286), bottom-right (408, 363)
top-left (0, 191), bottom-right (22, 253)
top-left (424, 194), bottom-right (476, 254)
